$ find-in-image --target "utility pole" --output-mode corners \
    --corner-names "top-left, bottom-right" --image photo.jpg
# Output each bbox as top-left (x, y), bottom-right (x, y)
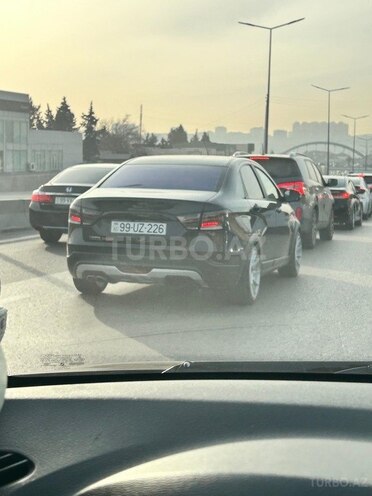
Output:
top-left (139, 104), bottom-right (143, 145)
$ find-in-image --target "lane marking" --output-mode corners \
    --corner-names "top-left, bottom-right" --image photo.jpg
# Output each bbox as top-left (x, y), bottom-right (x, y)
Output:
top-left (0, 234), bottom-right (38, 245)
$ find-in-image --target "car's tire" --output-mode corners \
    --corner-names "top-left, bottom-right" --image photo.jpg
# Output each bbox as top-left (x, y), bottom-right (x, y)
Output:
top-left (73, 277), bottom-right (107, 295)
top-left (319, 210), bottom-right (334, 241)
top-left (278, 230), bottom-right (302, 278)
top-left (356, 205), bottom-right (363, 226)
top-left (39, 229), bottom-right (63, 244)
top-left (229, 245), bottom-right (261, 305)
top-left (346, 207), bottom-right (355, 230)
top-left (302, 209), bottom-right (317, 249)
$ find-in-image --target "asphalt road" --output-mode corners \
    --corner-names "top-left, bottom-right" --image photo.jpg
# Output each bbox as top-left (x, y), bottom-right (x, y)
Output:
top-left (2, 223), bottom-right (372, 375)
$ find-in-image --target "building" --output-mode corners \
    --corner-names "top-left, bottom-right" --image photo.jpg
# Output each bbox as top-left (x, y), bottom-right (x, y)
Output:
top-left (0, 90), bottom-right (82, 191)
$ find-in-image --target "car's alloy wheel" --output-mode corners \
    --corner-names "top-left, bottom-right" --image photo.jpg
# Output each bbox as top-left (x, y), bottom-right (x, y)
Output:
top-left (278, 231), bottom-right (302, 277)
top-left (229, 245), bottom-right (261, 305)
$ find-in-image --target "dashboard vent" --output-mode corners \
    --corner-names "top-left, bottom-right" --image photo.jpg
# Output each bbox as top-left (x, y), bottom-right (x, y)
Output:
top-left (0, 450), bottom-right (34, 487)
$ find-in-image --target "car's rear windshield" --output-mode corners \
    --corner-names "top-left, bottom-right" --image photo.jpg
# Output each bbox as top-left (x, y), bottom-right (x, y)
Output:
top-left (251, 157), bottom-right (302, 182)
top-left (52, 166), bottom-right (115, 185)
top-left (327, 177), bottom-right (346, 187)
top-left (100, 163), bottom-right (228, 191)
top-left (362, 176), bottom-right (372, 184)
top-left (349, 177), bottom-right (362, 186)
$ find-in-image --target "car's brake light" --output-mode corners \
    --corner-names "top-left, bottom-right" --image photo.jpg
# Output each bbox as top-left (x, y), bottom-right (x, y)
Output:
top-left (277, 181), bottom-right (306, 196)
top-left (200, 211), bottom-right (227, 230)
top-left (69, 200), bottom-right (82, 225)
top-left (250, 155), bottom-right (269, 161)
top-left (31, 190), bottom-right (53, 203)
top-left (332, 191), bottom-right (350, 199)
top-left (69, 214), bottom-right (82, 224)
top-left (295, 207), bottom-right (303, 220)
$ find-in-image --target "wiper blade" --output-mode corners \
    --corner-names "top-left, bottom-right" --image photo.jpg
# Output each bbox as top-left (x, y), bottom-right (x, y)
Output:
top-left (162, 361), bottom-right (192, 374)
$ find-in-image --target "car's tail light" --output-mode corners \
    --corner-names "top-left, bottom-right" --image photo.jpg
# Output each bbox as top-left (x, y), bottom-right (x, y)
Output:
top-left (69, 200), bottom-right (82, 225)
top-left (200, 211), bottom-right (227, 230)
top-left (332, 191), bottom-right (350, 199)
top-left (295, 207), bottom-right (303, 220)
top-left (277, 181), bottom-right (307, 196)
top-left (177, 213), bottom-right (201, 230)
top-left (31, 190), bottom-right (53, 203)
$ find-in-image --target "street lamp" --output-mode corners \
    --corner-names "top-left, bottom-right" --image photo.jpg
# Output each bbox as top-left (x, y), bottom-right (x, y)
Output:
top-left (357, 136), bottom-right (372, 171)
top-left (239, 17), bottom-right (305, 154)
top-left (311, 85), bottom-right (350, 174)
top-left (342, 114), bottom-right (369, 172)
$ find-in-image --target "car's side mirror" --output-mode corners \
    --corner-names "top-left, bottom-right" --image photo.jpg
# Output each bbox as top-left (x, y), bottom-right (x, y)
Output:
top-left (281, 188), bottom-right (301, 203)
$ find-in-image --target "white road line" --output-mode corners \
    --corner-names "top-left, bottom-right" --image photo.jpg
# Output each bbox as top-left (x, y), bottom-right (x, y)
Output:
top-left (0, 234), bottom-right (38, 245)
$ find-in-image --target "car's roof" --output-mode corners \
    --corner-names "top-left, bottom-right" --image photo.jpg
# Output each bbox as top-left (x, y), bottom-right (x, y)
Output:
top-left (68, 163), bottom-right (118, 169)
top-left (126, 155), bottom-right (234, 167)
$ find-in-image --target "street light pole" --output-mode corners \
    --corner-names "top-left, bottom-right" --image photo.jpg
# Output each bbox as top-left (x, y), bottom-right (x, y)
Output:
top-left (357, 136), bottom-right (372, 171)
top-left (311, 85), bottom-right (350, 174)
top-left (342, 114), bottom-right (369, 172)
top-left (239, 17), bottom-right (305, 154)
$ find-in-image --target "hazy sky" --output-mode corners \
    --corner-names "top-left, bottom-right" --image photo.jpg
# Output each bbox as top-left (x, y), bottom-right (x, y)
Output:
top-left (2, 0), bottom-right (372, 134)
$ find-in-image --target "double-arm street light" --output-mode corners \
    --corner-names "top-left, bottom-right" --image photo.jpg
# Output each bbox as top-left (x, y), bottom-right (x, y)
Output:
top-left (311, 85), bottom-right (350, 174)
top-left (357, 136), bottom-right (372, 172)
top-left (239, 17), bottom-right (305, 154)
top-left (342, 114), bottom-right (369, 172)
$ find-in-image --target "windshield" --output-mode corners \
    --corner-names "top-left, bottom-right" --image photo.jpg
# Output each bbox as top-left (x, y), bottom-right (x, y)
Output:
top-left (100, 163), bottom-right (227, 191)
top-left (252, 158), bottom-right (302, 182)
top-left (52, 166), bottom-right (115, 185)
top-left (2, 0), bottom-right (372, 378)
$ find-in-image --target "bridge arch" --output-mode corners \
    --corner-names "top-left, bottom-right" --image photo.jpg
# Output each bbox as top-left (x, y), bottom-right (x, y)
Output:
top-left (282, 141), bottom-right (364, 159)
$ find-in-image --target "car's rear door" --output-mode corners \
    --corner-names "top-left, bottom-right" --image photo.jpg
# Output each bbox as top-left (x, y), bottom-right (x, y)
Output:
top-left (239, 165), bottom-right (280, 266)
top-left (253, 166), bottom-right (292, 260)
top-left (305, 160), bottom-right (327, 226)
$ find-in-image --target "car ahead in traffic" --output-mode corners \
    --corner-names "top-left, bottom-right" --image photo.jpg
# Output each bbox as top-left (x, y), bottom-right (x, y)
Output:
top-left (29, 163), bottom-right (118, 244)
top-left (348, 175), bottom-right (372, 219)
top-left (323, 176), bottom-right (363, 229)
top-left (349, 172), bottom-right (372, 195)
top-left (233, 153), bottom-right (334, 249)
top-left (67, 155), bottom-right (302, 305)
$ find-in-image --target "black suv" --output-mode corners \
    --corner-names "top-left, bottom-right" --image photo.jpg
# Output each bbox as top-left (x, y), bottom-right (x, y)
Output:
top-left (234, 154), bottom-right (334, 249)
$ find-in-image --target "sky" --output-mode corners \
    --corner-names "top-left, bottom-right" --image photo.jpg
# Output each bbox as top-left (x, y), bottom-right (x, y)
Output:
top-left (2, 0), bottom-right (372, 135)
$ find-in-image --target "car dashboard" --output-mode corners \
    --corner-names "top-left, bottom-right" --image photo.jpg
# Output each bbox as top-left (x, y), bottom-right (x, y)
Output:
top-left (1, 372), bottom-right (372, 495)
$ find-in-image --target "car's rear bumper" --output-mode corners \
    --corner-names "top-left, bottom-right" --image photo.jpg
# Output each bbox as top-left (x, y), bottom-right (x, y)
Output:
top-left (333, 201), bottom-right (350, 223)
top-left (29, 205), bottom-right (68, 232)
top-left (67, 248), bottom-right (243, 289)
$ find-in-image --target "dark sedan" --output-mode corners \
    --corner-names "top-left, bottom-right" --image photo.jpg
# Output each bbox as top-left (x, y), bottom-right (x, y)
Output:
top-left (29, 163), bottom-right (118, 243)
top-left (324, 175), bottom-right (362, 229)
top-left (67, 155), bottom-right (302, 305)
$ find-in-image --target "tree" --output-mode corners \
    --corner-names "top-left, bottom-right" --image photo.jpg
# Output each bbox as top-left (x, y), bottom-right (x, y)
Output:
top-left (200, 132), bottom-right (210, 144)
top-left (190, 130), bottom-right (199, 145)
top-left (143, 133), bottom-right (158, 147)
top-left (29, 97), bottom-right (44, 129)
top-left (81, 102), bottom-right (100, 161)
top-left (159, 137), bottom-right (170, 148)
top-left (168, 125), bottom-right (188, 146)
top-left (54, 97), bottom-right (76, 131)
top-left (44, 104), bottom-right (55, 130)
top-left (99, 117), bottom-right (140, 153)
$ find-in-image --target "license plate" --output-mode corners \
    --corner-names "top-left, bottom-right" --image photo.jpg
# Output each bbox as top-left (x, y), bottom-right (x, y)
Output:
top-left (55, 196), bottom-right (74, 205)
top-left (111, 221), bottom-right (167, 235)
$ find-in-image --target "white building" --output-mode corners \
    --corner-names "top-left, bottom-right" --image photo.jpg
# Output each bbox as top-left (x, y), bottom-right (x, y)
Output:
top-left (0, 90), bottom-right (82, 175)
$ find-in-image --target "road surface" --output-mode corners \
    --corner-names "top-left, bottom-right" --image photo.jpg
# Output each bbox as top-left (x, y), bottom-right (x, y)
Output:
top-left (1, 224), bottom-right (372, 375)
